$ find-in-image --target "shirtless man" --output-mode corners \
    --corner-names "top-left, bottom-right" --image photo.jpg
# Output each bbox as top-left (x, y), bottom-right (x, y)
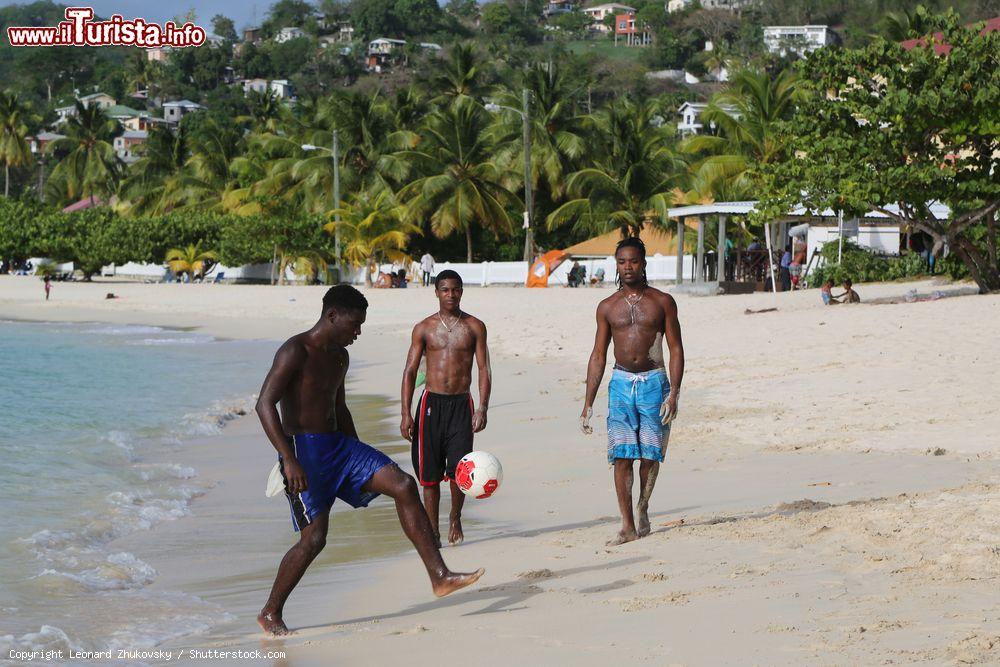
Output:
top-left (581, 237), bottom-right (685, 546)
top-left (255, 285), bottom-right (483, 635)
top-left (401, 270), bottom-right (491, 547)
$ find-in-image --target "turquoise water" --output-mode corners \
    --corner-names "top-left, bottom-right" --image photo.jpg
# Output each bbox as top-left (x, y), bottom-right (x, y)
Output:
top-left (0, 320), bottom-right (274, 653)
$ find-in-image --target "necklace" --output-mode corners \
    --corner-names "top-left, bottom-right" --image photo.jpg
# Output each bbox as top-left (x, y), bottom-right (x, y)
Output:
top-left (438, 311), bottom-right (461, 332)
top-left (623, 288), bottom-right (645, 325)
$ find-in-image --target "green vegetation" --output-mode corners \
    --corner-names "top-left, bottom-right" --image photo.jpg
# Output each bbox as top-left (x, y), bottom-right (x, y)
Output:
top-left (0, 2), bottom-right (996, 290)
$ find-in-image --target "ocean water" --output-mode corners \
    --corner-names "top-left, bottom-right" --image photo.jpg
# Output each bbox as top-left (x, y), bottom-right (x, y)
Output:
top-left (0, 320), bottom-right (275, 655)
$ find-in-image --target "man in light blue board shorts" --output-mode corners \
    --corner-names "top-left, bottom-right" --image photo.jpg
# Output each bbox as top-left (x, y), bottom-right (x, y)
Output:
top-left (580, 237), bottom-right (686, 546)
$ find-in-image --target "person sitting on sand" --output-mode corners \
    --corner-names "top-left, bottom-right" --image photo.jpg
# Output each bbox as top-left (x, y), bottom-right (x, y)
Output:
top-left (839, 279), bottom-right (861, 304)
top-left (821, 279), bottom-right (839, 305)
top-left (581, 237), bottom-right (685, 546)
top-left (255, 285), bottom-right (484, 636)
top-left (400, 270), bottom-right (491, 547)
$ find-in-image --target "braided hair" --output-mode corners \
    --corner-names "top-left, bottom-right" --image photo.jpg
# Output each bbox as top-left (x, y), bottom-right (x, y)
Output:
top-left (615, 236), bottom-right (649, 289)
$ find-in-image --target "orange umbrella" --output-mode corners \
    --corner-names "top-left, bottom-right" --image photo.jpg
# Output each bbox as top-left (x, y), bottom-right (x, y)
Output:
top-left (526, 250), bottom-right (567, 288)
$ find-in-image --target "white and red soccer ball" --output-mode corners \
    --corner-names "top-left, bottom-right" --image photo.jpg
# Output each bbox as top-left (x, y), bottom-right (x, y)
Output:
top-left (454, 451), bottom-right (503, 499)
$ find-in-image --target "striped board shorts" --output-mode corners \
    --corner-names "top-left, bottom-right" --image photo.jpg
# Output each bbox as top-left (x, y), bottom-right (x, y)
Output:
top-left (606, 367), bottom-right (670, 464)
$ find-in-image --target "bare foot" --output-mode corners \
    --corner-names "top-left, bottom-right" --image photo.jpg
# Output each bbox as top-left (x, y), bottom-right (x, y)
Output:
top-left (448, 516), bottom-right (464, 546)
top-left (606, 529), bottom-right (639, 546)
top-left (432, 568), bottom-right (485, 597)
top-left (257, 611), bottom-right (292, 636)
top-left (637, 508), bottom-right (651, 537)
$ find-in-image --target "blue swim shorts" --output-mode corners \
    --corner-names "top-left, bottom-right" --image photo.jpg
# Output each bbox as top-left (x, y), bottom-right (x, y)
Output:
top-left (607, 368), bottom-right (671, 463)
top-left (281, 432), bottom-right (393, 532)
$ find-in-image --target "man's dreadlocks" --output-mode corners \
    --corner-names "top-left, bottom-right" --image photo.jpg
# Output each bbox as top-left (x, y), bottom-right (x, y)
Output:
top-left (615, 236), bottom-right (649, 289)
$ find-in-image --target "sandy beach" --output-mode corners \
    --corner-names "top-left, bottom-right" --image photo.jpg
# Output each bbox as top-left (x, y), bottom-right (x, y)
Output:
top-left (2, 275), bottom-right (999, 666)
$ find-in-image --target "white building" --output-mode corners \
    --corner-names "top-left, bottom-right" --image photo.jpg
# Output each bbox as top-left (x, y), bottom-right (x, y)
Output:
top-left (668, 0), bottom-right (746, 11)
top-left (162, 100), bottom-right (204, 124)
top-left (269, 79), bottom-right (294, 99)
top-left (242, 78), bottom-right (270, 95)
top-left (677, 101), bottom-right (739, 136)
top-left (582, 3), bottom-right (634, 31)
top-left (275, 26), bottom-right (305, 43)
top-left (114, 130), bottom-right (148, 163)
top-left (763, 25), bottom-right (834, 56)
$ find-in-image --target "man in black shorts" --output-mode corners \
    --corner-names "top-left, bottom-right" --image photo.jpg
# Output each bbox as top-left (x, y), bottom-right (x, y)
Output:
top-left (401, 270), bottom-right (492, 546)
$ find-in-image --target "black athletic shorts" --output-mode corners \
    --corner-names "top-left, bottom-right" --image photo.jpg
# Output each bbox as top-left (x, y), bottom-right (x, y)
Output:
top-left (411, 390), bottom-right (474, 486)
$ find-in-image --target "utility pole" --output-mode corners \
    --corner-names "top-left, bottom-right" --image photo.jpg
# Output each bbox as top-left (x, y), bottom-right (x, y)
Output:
top-left (332, 128), bottom-right (341, 279)
top-left (522, 88), bottom-right (533, 264)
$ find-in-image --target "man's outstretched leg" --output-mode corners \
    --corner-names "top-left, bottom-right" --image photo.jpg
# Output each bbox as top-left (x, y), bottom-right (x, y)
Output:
top-left (448, 479), bottom-right (465, 546)
top-left (608, 459), bottom-right (638, 546)
top-left (258, 512), bottom-right (330, 635)
top-left (364, 464), bottom-right (483, 596)
top-left (421, 483), bottom-right (442, 548)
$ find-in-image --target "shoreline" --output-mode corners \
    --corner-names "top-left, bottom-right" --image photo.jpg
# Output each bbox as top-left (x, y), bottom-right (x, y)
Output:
top-left (3, 276), bottom-right (1000, 665)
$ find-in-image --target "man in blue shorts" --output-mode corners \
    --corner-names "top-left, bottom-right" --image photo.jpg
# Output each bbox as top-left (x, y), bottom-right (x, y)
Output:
top-left (580, 237), bottom-right (686, 546)
top-left (255, 285), bottom-right (484, 635)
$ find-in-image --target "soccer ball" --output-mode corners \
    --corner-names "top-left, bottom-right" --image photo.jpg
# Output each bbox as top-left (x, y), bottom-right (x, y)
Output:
top-left (454, 451), bottom-right (503, 499)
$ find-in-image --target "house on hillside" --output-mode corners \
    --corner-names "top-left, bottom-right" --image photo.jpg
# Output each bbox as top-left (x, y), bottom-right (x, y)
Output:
top-left (582, 3), bottom-right (634, 31)
top-left (319, 21), bottom-right (354, 44)
top-left (243, 27), bottom-right (263, 43)
top-left (28, 131), bottom-right (64, 155)
top-left (52, 92), bottom-right (116, 126)
top-left (54, 104), bottom-right (77, 125)
top-left (614, 11), bottom-right (651, 46)
top-left (269, 79), bottom-right (295, 99)
top-left (544, 0), bottom-right (575, 16)
top-left (114, 130), bottom-right (148, 163)
top-left (763, 25), bottom-right (835, 56)
top-left (367, 38), bottom-right (406, 71)
top-left (121, 114), bottom-right (171, 132)
top-left (668, 0), bottom-right (747, 11)
top-left (105, 104), bottom-right (144, 124)
top-left (162, 100), bottom-right (204, 124)
top-left (677, 101), bottom-right (740, 136)
top-left (146, 45), bottom-right (173, 61)
top-left (275, 26), bottom-right (305, 43)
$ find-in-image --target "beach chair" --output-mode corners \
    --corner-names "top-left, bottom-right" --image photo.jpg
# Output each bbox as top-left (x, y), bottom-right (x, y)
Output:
top-left (212, 272), bottom-right (225, 284)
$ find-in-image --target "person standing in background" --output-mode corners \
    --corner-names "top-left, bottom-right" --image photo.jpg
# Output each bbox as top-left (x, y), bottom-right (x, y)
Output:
top-left (43, 275), bottom-right (52, 301)
top-left (420, 252), bottom-right (435, 287)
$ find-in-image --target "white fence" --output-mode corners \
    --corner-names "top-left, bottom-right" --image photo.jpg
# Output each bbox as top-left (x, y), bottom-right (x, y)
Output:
top-left (100, 253), bottom-right (696, 286)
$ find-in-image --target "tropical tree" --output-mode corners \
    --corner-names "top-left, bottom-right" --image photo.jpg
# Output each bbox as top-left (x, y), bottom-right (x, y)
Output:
top-left (680, 67), bottom-right (804, 197)
top-left (426, 42), bottom-right (492, 105)
top-left (165, 242), bottom-right (218, 280)
top-left (385, 97), bottom-right (519, 262)
top-left (239, 89), bottom-right (285, 133)
top-left (277, 250), bottom-right (328, 285)
top-left (0, 91), bottom-right (34, 197)
top-left (547, 97), bottom-right (680, 238)
top-left (489, 62), bottom-right (588, 208)
top-left (159, 116), bottom-right (246, 213)
top-left (756, 13), bottom-right (1000, 292)
top-left (48, 102), bottom-right (120, 205)
top-left (120, 125), bottom-right (188, 215)
top-left (327, 190), bottom-right (417, 286)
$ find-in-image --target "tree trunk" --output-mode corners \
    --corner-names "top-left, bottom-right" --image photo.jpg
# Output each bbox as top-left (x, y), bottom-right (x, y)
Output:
top-left (4, 164), bottom-right (8, 197)
top-left (466, 226), bottom-right (473, 263)
top-left (950, 233), bottom-right (1000, 293)
top-left (365, 259), bottom-right (374, 287)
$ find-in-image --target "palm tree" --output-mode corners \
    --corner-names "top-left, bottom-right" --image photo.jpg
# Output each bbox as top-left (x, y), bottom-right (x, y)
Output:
top-left (680, 67), bottom-right (804, 196)
top-left (165, 242), bottom-right (218, 280)
top-left (48, 102), bottom-right (120, 205)
top-left (277, 250), bottom-right (328, 285)
top-left (875, 4), bottom-right (938, 41)
top-left (120, 124), bottom-right (188, 215)
top-left (327, 190), bottom-right (418, 287)
top-left (385, 97), bottom-right (519, 262)
top-left (239, 89), bottom-right (285, 133)
top-left (425, 42), bottom-right (492, 105)
top-left (0, 91), bottom-right (34, 197)
top-left (159, 117), bottom-right (245, 213)
top-left (547, 97), bottom-right (680, 238)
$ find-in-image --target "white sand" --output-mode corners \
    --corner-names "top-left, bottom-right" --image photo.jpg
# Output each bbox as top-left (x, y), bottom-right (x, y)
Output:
top-left (2, 275), bottom-right (999, 665)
